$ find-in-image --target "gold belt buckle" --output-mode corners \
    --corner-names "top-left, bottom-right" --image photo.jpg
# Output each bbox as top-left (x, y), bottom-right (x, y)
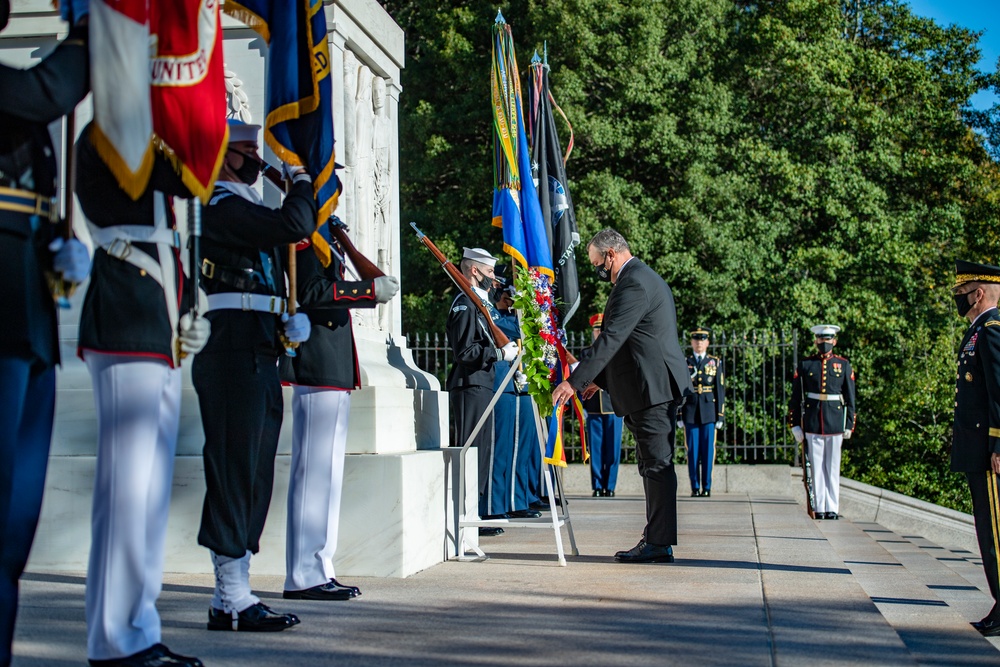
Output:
top-left (201, 258), bottom-right (216, 279)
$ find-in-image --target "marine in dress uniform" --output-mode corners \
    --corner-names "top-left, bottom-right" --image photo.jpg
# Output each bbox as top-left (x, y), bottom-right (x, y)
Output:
top-left (193, 120), bottom-right (312, 632)
top-left (0, 4), bottom-right (91, 665)
top-left (581, 314), bottom-right (623, 498)
top-left (787, 324), bottom-right (856, 520)
top-left (682, 327), bottom-right (725, 497)
top-left (76, 117), bottom-right (210, 666)
top-left (446, 248), bottom-right (518, 535)
top-left (951, 260), bottom-right (1000, 637)
top-left (279, 218), bottom-right (399, 601)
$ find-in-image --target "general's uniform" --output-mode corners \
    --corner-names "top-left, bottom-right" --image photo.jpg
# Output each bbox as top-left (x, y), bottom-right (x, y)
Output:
top-left (788, 349), bottom-right (856, 516)
top-left (75, 125), bottom-right (196, 661)
top-left (582, 385), bottom-right (622, 496)
top-left (683, 351), bottom-right (724, 495)
top-left (193, 178), bottom-right (314, 613)
top-left (280, 224), bottom-right (376, 594)
top-left (446, 290), bottom-right (501, 518)
top-left (0, 20), bottom-right (88, 667)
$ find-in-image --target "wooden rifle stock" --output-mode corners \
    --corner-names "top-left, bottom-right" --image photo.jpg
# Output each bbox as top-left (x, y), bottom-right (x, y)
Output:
top-left (262, 164), bottom-right (384, 280)
top-left (409, 222), bottom-right (510, 348)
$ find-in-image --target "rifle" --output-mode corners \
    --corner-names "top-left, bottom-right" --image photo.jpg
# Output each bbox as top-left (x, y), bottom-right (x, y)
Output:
top-left (261, 164), bottom-right (384, 280)
top-left (409, 222), bottom-right (510, 348)
top-left (797, 373), bottom-right (817, 519)
top-left (50, 112), bottom-right (79, 307)
top-left (178, 199), bottom-right (201, 361)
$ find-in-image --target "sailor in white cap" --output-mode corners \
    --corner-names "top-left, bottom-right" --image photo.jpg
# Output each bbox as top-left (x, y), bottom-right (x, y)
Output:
top-left (787, 324), bottom-right (857, 519)
top-left (446, 246), bottom-right (518, 535)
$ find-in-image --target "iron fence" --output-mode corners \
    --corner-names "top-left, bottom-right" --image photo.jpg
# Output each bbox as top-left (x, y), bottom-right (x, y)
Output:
top-left (405, 329), bottom-right (799, 465)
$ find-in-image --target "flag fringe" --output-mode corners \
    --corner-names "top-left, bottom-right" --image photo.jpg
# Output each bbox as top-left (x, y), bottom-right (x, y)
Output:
top-left (89, 123), bottom-right (156, 202)
top-left (221, 1), bottom-right (271, 43)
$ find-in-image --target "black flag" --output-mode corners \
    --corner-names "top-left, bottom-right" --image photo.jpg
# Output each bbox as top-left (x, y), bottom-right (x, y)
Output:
top-left (528, 51), bottom-right (580, 326)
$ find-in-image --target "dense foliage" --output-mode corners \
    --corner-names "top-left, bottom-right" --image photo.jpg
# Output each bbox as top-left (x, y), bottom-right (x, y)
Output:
top-left (377, 0), bottom-right (1000, 513)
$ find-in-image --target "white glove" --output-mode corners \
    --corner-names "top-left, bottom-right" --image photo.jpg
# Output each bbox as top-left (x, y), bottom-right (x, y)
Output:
top-left (791, 426), bottom-right (804, 444)
top-left (496, 341), bottom-right (519, 362)
top-left (843, 429), bottom-right (852, 440)
top-left (281, 162), bottom-right (311, 184)
top-left (178, 313), bottom-right (211, 355)
top-left (49, 237), bottom-right (91, 283)
top-left (282, 312), bottom-right (311, 344)
top-left (374, 275), bottom-right (400, 303)
top-left (716, 421), bottom-right (723, 430)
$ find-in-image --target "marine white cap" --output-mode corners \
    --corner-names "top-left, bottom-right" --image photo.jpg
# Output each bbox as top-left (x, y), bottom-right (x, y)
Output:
top-left (810, 324), bottom-right (841, 337)
top-left (462, 247), bottom-right (498, 268)
top-left (227, 118), bottom-right (261, 144)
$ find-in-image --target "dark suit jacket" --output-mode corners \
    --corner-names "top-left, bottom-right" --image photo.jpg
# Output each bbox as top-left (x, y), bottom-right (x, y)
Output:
top-left (568, 258), bottom-right (692, 417)
top-left (952, 307), bottom-right (1000, 472)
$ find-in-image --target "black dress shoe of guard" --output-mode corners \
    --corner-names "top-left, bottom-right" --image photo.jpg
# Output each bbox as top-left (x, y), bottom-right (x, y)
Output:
top-left (207, 602), bottom-right (300, 632)
top-left (330, 578), bottom-right (361, 597)
top-left (978, 617), bottom-right (1000, 637)
top-left (813, 512), bottom-right (825, 520)
top-left (691, 489), bottom-right (700, 497)
top-left (283, 582), bottom-right (353, 601)
top-left (479, 527), bottom-right (504, 536)
top-left (593, 490), bottom-right (601, 497)
top-left (506, 509), bottom-right (542, 519)
top-left (826, 512), bottom-right (839, 520)
top-left (701, 490), bottom-right (711, 497)
top-left (604, 490), bottom-right (615, 497)
top-left (529, 501), bottom-right (549, 511)
top-left (614, 540), bottom-right (674, 563)
top-left (89, 643), bottom-right (203, 667)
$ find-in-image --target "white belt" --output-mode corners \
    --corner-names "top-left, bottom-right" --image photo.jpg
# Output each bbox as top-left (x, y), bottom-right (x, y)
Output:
top-left (206, 292), bottom-right (287, 315)
top-left (806, 392), bottom-right (842, 401)
top-left (88, 224), bottom-right (181, 250)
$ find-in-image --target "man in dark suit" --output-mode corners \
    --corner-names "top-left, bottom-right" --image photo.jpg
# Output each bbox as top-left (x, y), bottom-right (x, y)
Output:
top-left (552, 229), bottom-right (693, 563)
top-left (951, 260), bottom-right (1000, 637)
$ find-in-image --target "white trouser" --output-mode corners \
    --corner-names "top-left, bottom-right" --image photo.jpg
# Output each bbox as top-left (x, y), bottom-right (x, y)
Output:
top-left (805, 432), bottom-right (843, 514)
top-left (84, 353), bottom-right (180, 661)
top-left (285, 386), bottom-right (350, 591)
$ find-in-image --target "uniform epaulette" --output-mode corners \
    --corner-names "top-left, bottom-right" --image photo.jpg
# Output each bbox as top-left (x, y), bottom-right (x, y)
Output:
top-left (986, 320), bottom-right (1000, 328)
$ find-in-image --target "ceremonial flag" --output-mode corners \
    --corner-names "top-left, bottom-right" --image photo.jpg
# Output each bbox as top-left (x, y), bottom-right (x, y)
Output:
top-left (544, 349), bottom-right (588, 466)
top-left (90, 0), bottom-right (228, 201)
top-left (224, 0), bottom-right (340, 265)
top-left (528, 50), bottom-right (581, 325)
top-left (490, 11), bottom-right (553, 278)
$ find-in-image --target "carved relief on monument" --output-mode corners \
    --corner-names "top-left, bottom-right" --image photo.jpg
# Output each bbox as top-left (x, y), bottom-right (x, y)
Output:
top-left (225, 66), bottom-right (253, 122)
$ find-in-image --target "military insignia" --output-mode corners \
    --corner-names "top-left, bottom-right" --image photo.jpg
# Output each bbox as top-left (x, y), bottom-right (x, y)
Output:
top-left (964, 332), bottom-right (979, 356)
top-left (452, 305), bottom-right (468, 313)
top-left (966, 372), bottom-right (973, 382)
top-left (987, 321), bottom-right (1000, 327)
top-left (832, 362), bottom-right (842, 374)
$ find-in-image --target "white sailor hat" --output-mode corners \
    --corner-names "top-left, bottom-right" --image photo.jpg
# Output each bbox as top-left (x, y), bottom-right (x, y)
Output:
top-left (462, 247), bottom-right (498, 268)
top-left (809, 324), bottom-right (841, 337)
top-left (227, 118), bottom-right (261, 144)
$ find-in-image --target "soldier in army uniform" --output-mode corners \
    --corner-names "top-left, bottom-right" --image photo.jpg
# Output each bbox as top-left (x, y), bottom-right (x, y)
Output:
top-left (788, 324), bottom-right (856, 520)
top-left (951, 260), bottom-right (1000, 637)
top-left (582, 313), bottom-right (623, 497)
top-left (682, 327), bottom-right (724, 497)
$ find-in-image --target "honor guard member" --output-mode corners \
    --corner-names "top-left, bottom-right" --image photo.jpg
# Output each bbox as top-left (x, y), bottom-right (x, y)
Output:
top-left (0, 2), bottom-right (91, 665)
top-left (787, 324), bottom-right (856, 520)
top-left (76, 118), bottom-right (210, 665)
top-left (951, 260), bottom-right (1000, 637)
top-left (280, 217), bottom-right (399, 601)
top-left (490, 288), bottom-right (543, 519)
top-left (193, 120), bottom-right (312, 632)
top-left (581, 314), bottom-right (623, 497)
top-left (446, 247), bottom-right (518, 535)
top-left (682, 327), bottom-right (725, 497)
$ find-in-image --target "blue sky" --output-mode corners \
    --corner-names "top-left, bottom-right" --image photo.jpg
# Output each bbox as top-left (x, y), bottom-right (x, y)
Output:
top-left (907, 0), bottom-right (999, 110)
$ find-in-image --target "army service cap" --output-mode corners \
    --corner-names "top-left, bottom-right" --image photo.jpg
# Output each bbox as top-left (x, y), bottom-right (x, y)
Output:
top-left (589, 313), bottom-right (604, 329)
top-left (690, 327), bottom-right (711, 340)
top-left (810, 324), bottom-right (840, 338)
top-left (462, 247), bottom-right (498, 268)
top-left (955, 260), bottom-right (1000, 289)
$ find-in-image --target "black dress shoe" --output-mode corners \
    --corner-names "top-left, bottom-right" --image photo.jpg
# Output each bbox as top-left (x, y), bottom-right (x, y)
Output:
top-left (506, 509), bottom-right (542, 519)
top-left (89, 643), bottom-right (203, 667)
top-left (826, 512), bottom-right (839, 520)
top-left (592, 490), bottom-right (601, 497)
top-left (701, 489), bottom-right (711, 497)
top-left (529, 501), bottom-right (549, 511)
top-left (813, 512), bottom-right (825, 520)
top-left (207, 602), bottom-right (300, 632)
top-left (978, 617), bottom-right (1000, 636)
top-left (614, 540), bottom-right (674, 563)
top-left (330, 578), bottom-right (361, 597)
top-left (479, 527), bottom-right (504, 536)
top-left (283, 581), bottom-right (353, 601)
top-left (691, 489), bottom-right (700, 497)
top-left (604, 490), bottom-right (615, 497)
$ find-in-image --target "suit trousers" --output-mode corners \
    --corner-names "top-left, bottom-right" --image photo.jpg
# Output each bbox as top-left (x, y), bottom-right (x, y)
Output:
top-left (685, 422), bottom-right (716, 492)
top-left (285, 386), bottom-right (351, 591)
top-left (450, 386), bottom-right (495, 518)
top-left (0, 356), bottom-right (54, 667)
top-left (512, 394), bottom-right (541, 510)
top-left (624, 401), bottom-right (680, 546)
top-left (588, 413), bottom-right (623, 492)
top-left (967, 471), bottom-right (1000, 620)
top-left (83, 353), bottom-right (180, 661)
top-left (194, 350), bottom-right (283, 558)
top-left (805, 433), bottom-right (842, 514)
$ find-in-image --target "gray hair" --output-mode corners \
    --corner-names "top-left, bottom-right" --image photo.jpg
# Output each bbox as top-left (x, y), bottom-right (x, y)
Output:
top-left (588, 228), bottom-right (630, 254)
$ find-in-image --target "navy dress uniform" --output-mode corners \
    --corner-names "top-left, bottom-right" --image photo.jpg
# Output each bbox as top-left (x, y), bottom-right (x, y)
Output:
top-left (76, 122), bottom-right (210, 667)
top-left (193, 120), bottom-right (313, 632)
top-left (279, 219), bottom-right (398, 601)
top-left (682, 327), bottom-right (724, 497)
top-left (0, 6), bottom-right (90, 666)
top-left (951, 260), bottom-right (1000, 637)
top-left (581, 314), bottom-right (623, 497)
top-left (787, 324), bottom-right (856, 520)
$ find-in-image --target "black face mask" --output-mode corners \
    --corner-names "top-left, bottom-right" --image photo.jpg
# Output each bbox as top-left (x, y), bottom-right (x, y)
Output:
top-left (231, 150), bottom-right (262, 186)
top-left (817, 342), bottom-right (834, 354)
top-left (955, 290), bottom-right (977, 318)
top-left (594, 253), bottom-right (612, 282)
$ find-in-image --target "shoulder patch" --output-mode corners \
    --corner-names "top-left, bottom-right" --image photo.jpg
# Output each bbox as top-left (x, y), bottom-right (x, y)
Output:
top-left (452, 305), bottom-right (468, 313)
top-left (986, 321), bottom-right (1000, 327)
